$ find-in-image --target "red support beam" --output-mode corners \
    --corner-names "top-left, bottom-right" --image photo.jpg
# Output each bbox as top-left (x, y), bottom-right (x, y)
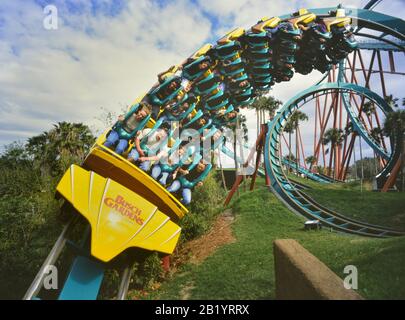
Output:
top-left (298, 126), bottom-right (307, 169)
top-left (224, 175), bottom-right (244, 206)
top-left (342, 135), bottom-right (357, 181)
top-left (388, 50), bottom-right (396, 73)
top-left (382, 156), bottom-right (402, 192)
top-left (376, 50), bottom-right (388, 98)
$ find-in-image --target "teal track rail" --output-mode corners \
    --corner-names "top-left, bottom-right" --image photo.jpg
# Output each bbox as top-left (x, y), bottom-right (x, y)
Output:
top-left (338, 61), bottom-right (392, 160)
top-left (58, 256), bottom-right (105, 300)
top-left (220, 144), bottom-right (314, 190)
top-left (284, 7), bottom-right (405, 41)
top-left (265, 128), bottom-right (405, 237)
top-left (220, 138), bottom-right (334, 185)
top-left (281, 158), bottom-right (335, 184)
top-left (264, 82), bottom-right (405, 237)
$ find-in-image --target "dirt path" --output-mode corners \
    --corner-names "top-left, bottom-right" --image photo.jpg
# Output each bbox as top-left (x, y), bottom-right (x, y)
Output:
top-left (172, 209), bottom-right (236, 269)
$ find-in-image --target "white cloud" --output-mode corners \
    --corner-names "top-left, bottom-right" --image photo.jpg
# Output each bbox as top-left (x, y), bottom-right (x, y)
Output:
top-left (0, 0), bottom-right (212, 147)
top-left (0, 0), bottom-right (403, 158)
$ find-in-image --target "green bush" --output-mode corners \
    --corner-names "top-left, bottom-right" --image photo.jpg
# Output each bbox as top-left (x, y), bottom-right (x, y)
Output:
top-left (0, 124), bottom-right (95, 299)
top-left (0, 128), bottom-right (226, 299)
top-left (0, 167), bottom-right (62, 299)
top-left (179, 213), bottom-right (210, 241)
top-left (132, 252), bottom-right (164, 289)
top-left (180, 171), bottom-right (225, 242)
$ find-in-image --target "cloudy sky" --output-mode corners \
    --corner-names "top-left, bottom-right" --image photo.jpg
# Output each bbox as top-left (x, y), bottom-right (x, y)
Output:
top-left (0, 0), bottom-right (403, 162)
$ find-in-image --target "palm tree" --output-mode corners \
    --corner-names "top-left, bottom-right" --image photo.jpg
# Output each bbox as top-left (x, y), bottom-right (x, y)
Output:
top-left (249, 96), bottom-right (282, 135)
top-left (385, 94), bottom-right (399, 109)
top-left (362, 101), bottom-right (376, 116)
top-left (285, 111), bottom-right (308, 174)
top-left (344, 122), bottom-right (355, 137)
top-left (27, 122), bottom-right (95, 176)
top-left (322, 128), bottom-right (344, 179)
top-left (265, 96), bottom-right (283, 121)
top-left (383, 109), bottom-right (405, 190)
top-left (283, 118), bottom-right (295, 172)
top-left (249, 96), bottom-right (266, 134)
top-left (370, 127), bottom-right (383, 174)
top-left (305, 155), bottom-right (317, 171)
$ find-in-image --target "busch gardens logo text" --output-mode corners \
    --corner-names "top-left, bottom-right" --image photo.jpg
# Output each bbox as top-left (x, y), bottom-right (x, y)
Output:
top-left (104, 195), bottom-right (144, 225)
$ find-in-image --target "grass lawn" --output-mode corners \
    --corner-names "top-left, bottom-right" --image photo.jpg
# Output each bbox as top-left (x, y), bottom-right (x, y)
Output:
top-left (148, 179), bottom-right (405, 300)
top-left (288, 174), bottom-right (405, 231)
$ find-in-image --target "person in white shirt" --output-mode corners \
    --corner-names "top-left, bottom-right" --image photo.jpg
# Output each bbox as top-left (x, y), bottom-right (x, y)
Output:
top-left (127, 124), bottom-right (169, 171)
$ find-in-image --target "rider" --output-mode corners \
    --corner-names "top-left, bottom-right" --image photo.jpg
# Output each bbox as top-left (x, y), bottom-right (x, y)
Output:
top-left (127, 122), bottom-right (170, 163)
top-left (150, 142), bottom-right (189, 185)
top-left (166, 159), bottom-right (212, 205)
top-left (104, 102), bottom-right (152, 155)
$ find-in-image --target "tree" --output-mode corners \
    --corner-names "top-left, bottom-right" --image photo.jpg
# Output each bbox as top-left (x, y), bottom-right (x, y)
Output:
top-left (283, 118), bottom-right (295, 172)
top-left (344, 122), bottom-right (355, 137)
top-left (305, 155), bottom-right (317, 171)
top-left (0, 142), bottom-right (31, 168)
top-left (322, 128), bottom-right (344, 179)
top-left (350, 157), bottom-right (379, 180)
top-left (385, 94), bottom-right (399, 109)
top-left (27, 122), bottom-right (95, 176)
top-left (249, 96), bottom-right (282, 135)
top-left (264, 96), bottom-right (283, 121)
top-left (284, 111), bottom-right (308, 173)
top-left (362, 101), bottom-right (376, 116)
top-left (370, 127), bottom-right (383, 174)
top-left (383, 109), bottom-right (405, 191)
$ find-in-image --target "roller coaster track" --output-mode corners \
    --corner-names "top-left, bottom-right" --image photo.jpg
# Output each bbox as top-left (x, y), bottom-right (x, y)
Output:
top-left (263, 82), bottom-right (405, 238)
top-left (298, 7), bottom-right (405, 41)
top-left (281, 158), bottom-right (336, 184)
top-left (220, 143), bottom-right (330, 185)
top-left (262, 5), bottom-right (404, 238)
top-left (338, 61), bottom-right (391, 159)
top-left (26, 5), bottom-right (405, 300)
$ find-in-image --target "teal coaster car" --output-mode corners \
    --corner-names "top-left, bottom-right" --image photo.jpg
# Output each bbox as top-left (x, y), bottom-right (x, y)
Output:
top-left (164, 100), bottom-right (196, 121)
top-left (245, 50), bottom-right (272, 61)
top-left (164, 92), bottom-right (189, 112)
top-left (222, 66), bottom-right (246, 77)
top-left (178, 163), bottom-right (213, 190)
top-left (205, 90), bottom-right (229, 111)
top-left (139, 122), bottom-right (175, 156)
top-left (182, 56), bottom-right (212, 81)
top-left (251, 63), bottom-right (272, 75)
top-left (275, 22), bottom-right (302, 40)
top-left (276, 54), bottom-right (296, 65)
top-left (194, 73), bottom-right (220, 96)
top-left (182, 109), bottom-right (204, 128)
top-left (252, 76), bottom-right (273, 91)
top-left (232, 91), bottom-right (254, 107)
top-left (113, 104), bottom-right (151, 140)
top-left (215, 41), bottom-right (242, 60)
top-left (148, 76), bottom-right (183, 106)
top-left (231, 72), bottom-right (249, 82)
top-left (276, 39), bottom-right (300, 52)
top-left (243, 31), bottom-right (270, 45)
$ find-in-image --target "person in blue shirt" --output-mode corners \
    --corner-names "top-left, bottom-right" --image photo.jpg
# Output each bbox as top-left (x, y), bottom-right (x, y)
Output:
top-left (104, 102), bottom-right (152, 154)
